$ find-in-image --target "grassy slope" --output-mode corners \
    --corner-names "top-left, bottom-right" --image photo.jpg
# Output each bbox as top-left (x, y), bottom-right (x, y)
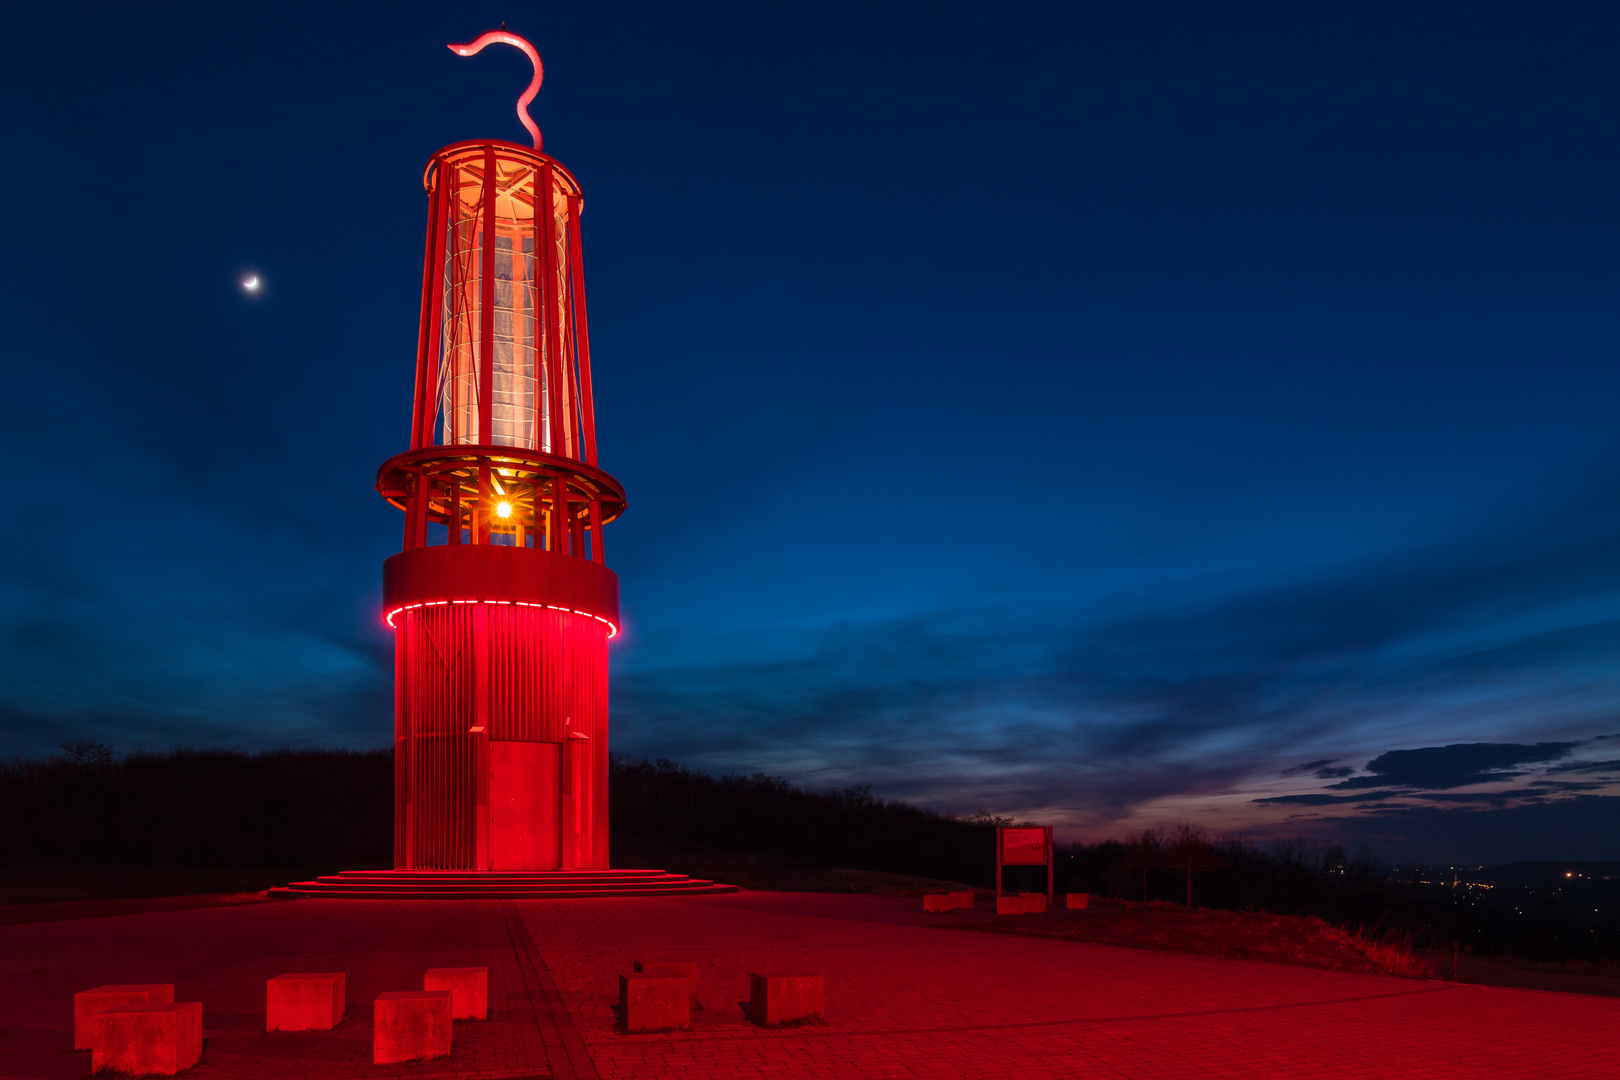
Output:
top-left (0, 862), bottom-right (386, 905)
top-left (969, 901), bottom-right (1437, 979)
top-left (611, 834), bottom-right (980, 896)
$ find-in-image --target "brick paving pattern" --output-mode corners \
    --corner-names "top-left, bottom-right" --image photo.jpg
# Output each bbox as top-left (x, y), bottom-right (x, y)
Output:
top-left (2, 890), bottom-right (1615, 1078)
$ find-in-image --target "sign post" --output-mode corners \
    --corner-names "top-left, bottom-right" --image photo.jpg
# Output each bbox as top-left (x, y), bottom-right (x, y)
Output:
top-left (996, 826), bottom-right (1054, 905)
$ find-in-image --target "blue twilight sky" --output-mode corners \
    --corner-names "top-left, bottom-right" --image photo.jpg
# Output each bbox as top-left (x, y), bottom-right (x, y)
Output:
top-left (3, 1), bottom-right (1620, 862)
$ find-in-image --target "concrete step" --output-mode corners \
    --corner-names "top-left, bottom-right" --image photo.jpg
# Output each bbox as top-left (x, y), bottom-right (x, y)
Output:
top-left (268, 868), bottom-right (739, 900)
top-left (322, 867), bottom-right (690, 880)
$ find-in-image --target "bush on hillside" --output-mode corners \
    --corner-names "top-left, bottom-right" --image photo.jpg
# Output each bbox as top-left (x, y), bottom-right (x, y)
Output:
top-left (0, 745), bottom-right (392, 864)
top-left (609, 756), bottom-right (998, 886)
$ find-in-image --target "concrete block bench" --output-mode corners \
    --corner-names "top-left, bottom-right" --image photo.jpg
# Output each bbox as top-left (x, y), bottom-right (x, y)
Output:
top-left (618, 972), bottom-right (690, 1032)
top-left (995, 893), bottom-right (1049, 914)
top-left (425, 967), bottom-right (487, 1020)
top-left (374, 991), bottom-right (452, 1064)
top-left (1066, 892), bottom-right (1091, 909)
top-left (634, 959), bottom-right (698, 1006)
top-left (924, 891), bottom-right (978, 912)
top-left (92, 1001), bottom-right (202, 1075)
top-left (267, 972), bottom-right (344, 1031)
top-left (74, 984), bottom-right (172, 1050)
top-left (748, 972), bottom-right (824, 1026)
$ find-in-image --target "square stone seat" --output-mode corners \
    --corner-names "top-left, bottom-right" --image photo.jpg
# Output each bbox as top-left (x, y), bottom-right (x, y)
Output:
top-left (92, 1002), bottom-right (202, 1075)
top-left (950, 890), bottom-right (975, 909)
top-left (633, 959), bottom-right (698, 1005)
top-left (995, 895), bottom-right (1023, 915)
top-left (1066, 892), bottom-right (1091, 909)
top-left (424, 967), bottom-right (487, 1020)
top-left (74, 984), bottom-right (173, 1050)
top-left (267, 972), bottom-right (345, 1031)
top-left (618, 973), bottom-right (690, 1032)
top-left (374, 991), bottom-right (452, 1064)
top-left (922, 893), bottom-right (953, 912)
top-left (1021, 892), bottom-right (1048, 913)
top-left (748, 972), bottom-right (824, 1026)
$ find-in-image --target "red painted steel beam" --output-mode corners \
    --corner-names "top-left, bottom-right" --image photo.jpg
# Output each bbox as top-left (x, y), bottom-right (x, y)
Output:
top-left (473, 604), bottom-right (490, 869)
top-left (589, 498), bottom-right (603, 565)
top-left (423, 171), bottom-right (451, 449)
top-left (476, 458), bottom-right (491, 545)
top-left (552, 474), bottom-right (566, 555)
top-left (479, 145), bottom-right (496, 447)
top-left (539, 163), bottom-right (564, 457)
top-left (564, 245), bottom-right (583, 465)
top-left (403, 470), bottom-right (424, 550)
top-left (568, 195), bottom-right (599, 466)
top-left (449, 479), bottom-right (462, 545)
top-left (410, 171), bottom-right (438, 450)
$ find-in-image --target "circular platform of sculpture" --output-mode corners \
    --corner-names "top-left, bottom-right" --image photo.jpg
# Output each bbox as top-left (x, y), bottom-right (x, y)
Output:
top-left (271, 869), bottom-right (738, 900)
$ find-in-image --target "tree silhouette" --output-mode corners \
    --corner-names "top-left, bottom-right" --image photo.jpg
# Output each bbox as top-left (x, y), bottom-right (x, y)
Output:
top-left (1107, 829), bottom-right (1163, 901)
top-left (1166, 823), bottom-right (1222, 907)
top-left (58, 739), bottom-right (116, 767)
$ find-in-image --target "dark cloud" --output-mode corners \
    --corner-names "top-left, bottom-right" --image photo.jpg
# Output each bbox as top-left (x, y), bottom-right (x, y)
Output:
top-left (1329, 742), bottom-right (1580, 791)
top-left (1255, 790), bottom-right (1405, 806)
top-left (1545, 758), bottom-right (1620, 774)
top-left (1262, 780), bottom-right (1618, 809)
top-left (1409, 789), bottom-right (1546, 806)
top-left (1281, 759), bottom-right (1355, 779)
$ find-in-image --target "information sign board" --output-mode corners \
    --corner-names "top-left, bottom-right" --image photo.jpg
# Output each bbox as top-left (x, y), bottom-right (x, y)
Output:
top-left (995, 825), bottom-right (1054, 905)
top-left (1000, 828), bottom-right (1048, 865)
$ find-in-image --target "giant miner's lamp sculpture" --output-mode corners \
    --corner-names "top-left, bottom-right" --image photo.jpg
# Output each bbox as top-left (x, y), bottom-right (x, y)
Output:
top-left (276, 32), bottom-right (732, 898)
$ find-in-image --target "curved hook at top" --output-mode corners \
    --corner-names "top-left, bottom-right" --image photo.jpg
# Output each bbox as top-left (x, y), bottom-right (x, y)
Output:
top-left (448, 30), bottom-right (544, 150)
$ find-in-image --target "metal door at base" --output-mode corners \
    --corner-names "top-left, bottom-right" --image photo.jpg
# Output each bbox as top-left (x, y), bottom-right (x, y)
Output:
top-left (488, 740), bottom-right (560, 870)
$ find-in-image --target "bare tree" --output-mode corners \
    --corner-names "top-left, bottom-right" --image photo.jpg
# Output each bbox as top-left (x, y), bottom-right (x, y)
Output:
top-left (58, 739), bottom-right (116, 767)
top-left (1165, 823), bottom-right (1222, 908)
top-left (1107, 829), bottom-right (1162, 901)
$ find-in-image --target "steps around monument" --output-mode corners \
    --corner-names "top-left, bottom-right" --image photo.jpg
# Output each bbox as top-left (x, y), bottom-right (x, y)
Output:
top-left (269, 868), bottom-right (739, 899)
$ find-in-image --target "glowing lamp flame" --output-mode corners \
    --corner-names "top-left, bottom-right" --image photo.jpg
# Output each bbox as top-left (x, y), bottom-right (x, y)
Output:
top-left (496, 501), bottom-right (512, 518)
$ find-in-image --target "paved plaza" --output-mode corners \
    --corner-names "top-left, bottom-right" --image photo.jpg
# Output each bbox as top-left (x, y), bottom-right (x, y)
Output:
top-left (3, 890), bottom-right (1615, 1079)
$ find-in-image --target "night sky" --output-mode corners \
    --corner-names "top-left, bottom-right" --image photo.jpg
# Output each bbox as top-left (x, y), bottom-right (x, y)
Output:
top-left (5, 2), bottom-right (1620, 862)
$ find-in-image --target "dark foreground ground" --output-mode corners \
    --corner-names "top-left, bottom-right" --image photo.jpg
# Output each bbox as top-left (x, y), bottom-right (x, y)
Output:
top-left (3, 891), bottom-right (1617, 1079)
